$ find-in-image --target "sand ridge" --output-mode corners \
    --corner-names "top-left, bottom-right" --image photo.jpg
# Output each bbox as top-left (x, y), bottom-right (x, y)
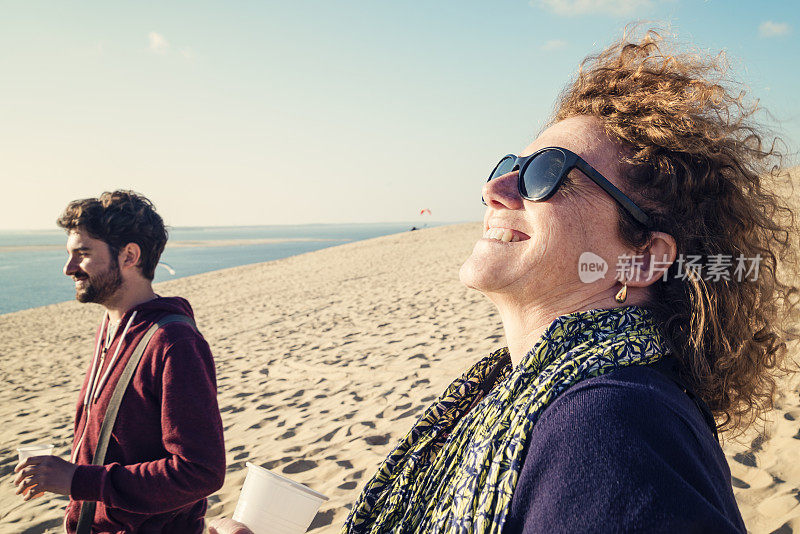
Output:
top-left (1, 221), bottom-right (799, 533)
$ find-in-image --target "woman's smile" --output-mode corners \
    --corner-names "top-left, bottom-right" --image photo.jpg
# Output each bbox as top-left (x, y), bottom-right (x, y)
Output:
top-left (482, 226), bottom-right (531, 243)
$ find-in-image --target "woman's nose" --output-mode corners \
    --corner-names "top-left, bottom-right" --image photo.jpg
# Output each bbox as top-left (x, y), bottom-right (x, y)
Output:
top-left (482, 171), bottom-right (524, 210)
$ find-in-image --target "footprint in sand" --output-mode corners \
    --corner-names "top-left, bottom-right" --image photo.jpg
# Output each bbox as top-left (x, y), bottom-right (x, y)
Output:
top-left (770, 522), bottom-right (792, 534)
top-left (751, 434), bottom-right (766, 451)
top-left (733, 452), bottom-right (757, 467)
top-left (262, 457), bottom-right (293, 470)
top-left (309, 509), bottom-right (336, 529)
top-left (364, 434), bottom-right (391, 446)
top-left (226, 461), bottom-right (246, 472)
top-left (731, 476), bottom-right (750, 489)
top-left (282, 459), bottom-right (317, 474)
top-left (278, 429), bottom-right (296, 440)
top-left (316, 427), bottom-right (341, 443)
top-left (0, 463), bottom-right (17, 477)
top-left (393, 406), bottom-right (424, 421)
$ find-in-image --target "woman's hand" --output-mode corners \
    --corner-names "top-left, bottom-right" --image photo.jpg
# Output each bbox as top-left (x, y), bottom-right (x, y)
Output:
top-left (208, 517), bottom-right (254, 534)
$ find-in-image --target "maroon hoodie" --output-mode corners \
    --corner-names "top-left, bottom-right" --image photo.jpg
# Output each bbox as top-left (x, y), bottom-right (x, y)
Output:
top-left (65, 296), bottom-right (225, 533)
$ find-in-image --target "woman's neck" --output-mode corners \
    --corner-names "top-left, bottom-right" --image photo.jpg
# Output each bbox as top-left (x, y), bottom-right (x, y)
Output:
top-left (493, 288), bottom-right (643, 367)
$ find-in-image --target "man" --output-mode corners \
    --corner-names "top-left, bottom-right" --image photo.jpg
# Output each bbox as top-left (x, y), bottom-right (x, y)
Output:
top-left (14, 190), bottom-right (226, 533)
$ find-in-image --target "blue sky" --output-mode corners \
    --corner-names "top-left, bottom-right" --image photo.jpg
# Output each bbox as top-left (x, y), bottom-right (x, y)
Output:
top-left (2, 0), bottom-right (798, 229)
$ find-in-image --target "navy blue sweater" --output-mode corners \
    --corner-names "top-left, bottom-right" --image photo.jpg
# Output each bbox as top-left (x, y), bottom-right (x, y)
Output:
top-left (503, 366), bottom-right (746, 533)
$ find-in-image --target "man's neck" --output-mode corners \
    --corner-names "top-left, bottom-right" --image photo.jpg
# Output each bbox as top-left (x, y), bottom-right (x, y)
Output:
top-left (104, 282), bottom-right (157, 323)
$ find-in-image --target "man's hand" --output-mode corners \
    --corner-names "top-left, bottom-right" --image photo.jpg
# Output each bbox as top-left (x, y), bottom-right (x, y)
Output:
top-left (208, 517), bottom-right (254, 534)
top-left (13, 455), bottom-right (77, 500)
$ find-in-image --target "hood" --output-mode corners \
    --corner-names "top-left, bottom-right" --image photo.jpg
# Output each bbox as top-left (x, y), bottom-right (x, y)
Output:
top-left (129, 295), bottom-right (195, 322)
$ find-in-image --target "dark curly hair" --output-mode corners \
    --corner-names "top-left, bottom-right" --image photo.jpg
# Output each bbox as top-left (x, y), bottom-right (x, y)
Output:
top-left (57, 190), bottom-right (168, 280)
top-left (553, 28), bottom-right (799, 435)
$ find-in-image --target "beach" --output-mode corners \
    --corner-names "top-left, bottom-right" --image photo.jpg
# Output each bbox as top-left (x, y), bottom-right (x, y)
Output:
top-left (1, 221), bottom-right (799, 533)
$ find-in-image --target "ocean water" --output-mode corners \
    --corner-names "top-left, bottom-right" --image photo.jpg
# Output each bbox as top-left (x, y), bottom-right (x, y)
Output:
top-left (0, 223), bottom-right (436, 315)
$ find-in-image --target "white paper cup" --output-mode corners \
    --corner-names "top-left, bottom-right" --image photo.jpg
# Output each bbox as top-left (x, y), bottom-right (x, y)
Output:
top-left (232, 462), bottom-right (328, 534)
top-left (17, 444), bottom-right (54, 462)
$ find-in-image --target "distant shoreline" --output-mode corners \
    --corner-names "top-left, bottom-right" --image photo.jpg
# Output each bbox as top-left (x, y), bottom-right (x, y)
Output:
top-left (0, 223), bottom-right (429, 316)
top-left (0, 237), bottom-right (349, 253)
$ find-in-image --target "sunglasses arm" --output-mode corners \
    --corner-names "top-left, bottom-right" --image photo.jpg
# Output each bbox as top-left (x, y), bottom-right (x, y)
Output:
top-left (574, 160), bottom-right (652, 228)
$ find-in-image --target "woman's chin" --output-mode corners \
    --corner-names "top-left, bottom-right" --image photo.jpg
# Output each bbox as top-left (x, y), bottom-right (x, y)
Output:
top-left (459, 255), bottom-right (505, 293)
top-left (458, 257), bottom-right (484, 290)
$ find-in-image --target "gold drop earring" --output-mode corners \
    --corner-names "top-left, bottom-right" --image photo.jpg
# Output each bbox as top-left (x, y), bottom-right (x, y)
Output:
top-left (615, 279), bottom-right (628, 303)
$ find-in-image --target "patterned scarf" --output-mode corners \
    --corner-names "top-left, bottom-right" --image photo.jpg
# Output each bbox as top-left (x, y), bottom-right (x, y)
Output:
top-left (342, 306), bottom-right (668, 533)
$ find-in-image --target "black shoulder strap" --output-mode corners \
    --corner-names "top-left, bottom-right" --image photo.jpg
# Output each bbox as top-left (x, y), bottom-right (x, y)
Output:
top-left (75, 314), bottom-right (195, 534)
top-left (649, 357), bottom-right (719, 442)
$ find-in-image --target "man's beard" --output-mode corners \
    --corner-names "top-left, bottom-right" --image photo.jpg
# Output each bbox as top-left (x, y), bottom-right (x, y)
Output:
top-left (75, 259), bottom-right (123, 304)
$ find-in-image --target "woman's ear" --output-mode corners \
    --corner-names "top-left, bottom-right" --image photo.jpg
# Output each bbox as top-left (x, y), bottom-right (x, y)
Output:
top-left (625, 232), bottom-right (677, 288)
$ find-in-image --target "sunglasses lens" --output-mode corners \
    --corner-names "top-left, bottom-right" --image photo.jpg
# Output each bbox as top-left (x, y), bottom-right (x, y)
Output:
top-left (520, 150), bottom-right (565, 200)
top-left (489, 156), bottom-right (516, 181)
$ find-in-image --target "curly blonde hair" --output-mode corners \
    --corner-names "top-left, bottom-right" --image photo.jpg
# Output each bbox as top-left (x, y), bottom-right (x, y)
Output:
top-left (554, 29), bottom-right (799, 434)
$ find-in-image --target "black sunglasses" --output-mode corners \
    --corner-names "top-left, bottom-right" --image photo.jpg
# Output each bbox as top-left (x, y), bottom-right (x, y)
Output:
top-left (485, 147), bottom-right (652, 228)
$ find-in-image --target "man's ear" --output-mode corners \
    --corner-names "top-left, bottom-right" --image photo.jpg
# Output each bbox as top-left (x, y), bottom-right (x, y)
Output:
top-left (626, 232), bottom-right (677, 287)
top-left (118, 243), bottom-right (142, 272)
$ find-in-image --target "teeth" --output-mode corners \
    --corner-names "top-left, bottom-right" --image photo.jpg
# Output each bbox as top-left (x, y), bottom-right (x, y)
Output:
top-left (483, 228), bottom-right (501, 240)
top-left (483, 227), bottom-right (519, 242)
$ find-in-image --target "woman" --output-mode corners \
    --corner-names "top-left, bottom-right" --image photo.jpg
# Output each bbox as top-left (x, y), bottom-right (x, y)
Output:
top-left (213, 30), bottom-right (797, 534)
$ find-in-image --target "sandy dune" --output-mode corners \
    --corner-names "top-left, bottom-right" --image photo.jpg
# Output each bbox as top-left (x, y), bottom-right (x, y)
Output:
top-left (1, 221), bottom-right (799, 533)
